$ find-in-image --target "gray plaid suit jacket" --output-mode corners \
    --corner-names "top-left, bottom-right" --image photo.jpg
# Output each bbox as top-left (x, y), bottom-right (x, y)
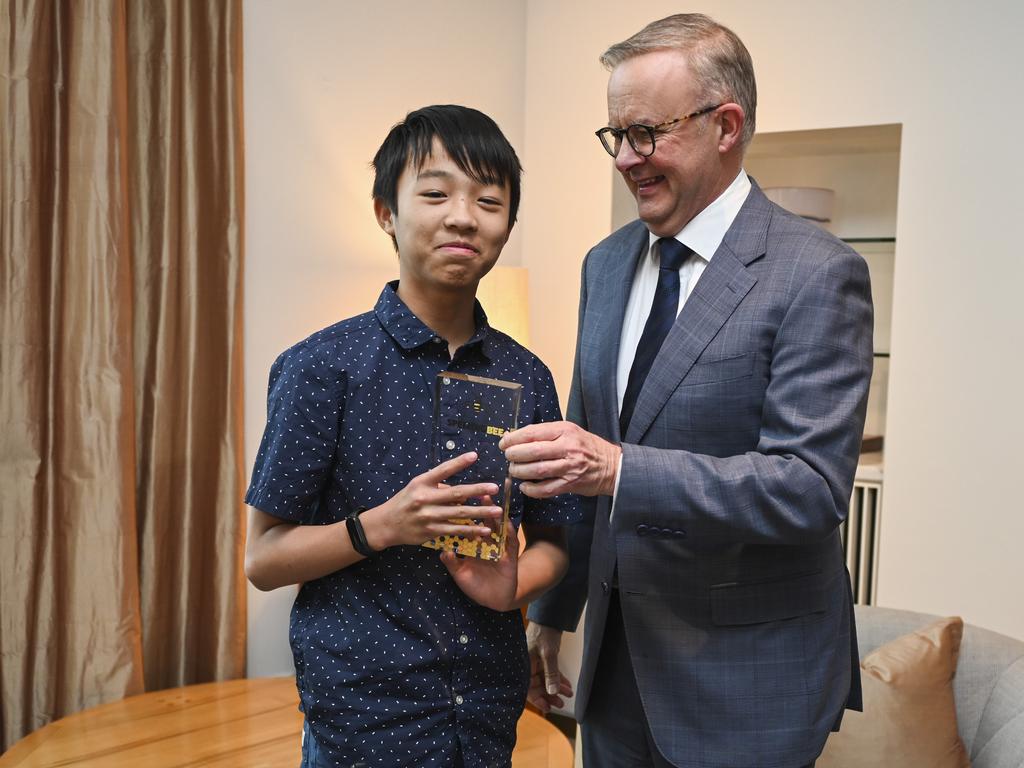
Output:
top-left (529, 181), bottom-right (872, 768)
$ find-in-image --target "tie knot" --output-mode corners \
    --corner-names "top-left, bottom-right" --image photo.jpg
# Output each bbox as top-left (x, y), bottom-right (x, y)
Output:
top-left (657, 238), bottom-right (692, 271)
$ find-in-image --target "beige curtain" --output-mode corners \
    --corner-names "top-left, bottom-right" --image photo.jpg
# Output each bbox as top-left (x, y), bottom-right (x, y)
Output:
top-left (0, 0), bottom-right (246, 750)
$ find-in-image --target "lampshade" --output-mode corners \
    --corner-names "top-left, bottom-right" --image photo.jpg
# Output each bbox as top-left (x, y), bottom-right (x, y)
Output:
top-left (477, 266), bottom-right (530, 346)
top-left (762, 186), bottom-right (835, 222)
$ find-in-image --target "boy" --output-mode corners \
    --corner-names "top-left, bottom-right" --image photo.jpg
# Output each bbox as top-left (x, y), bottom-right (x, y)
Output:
top-left (244, 105), bottom-right (578, 767)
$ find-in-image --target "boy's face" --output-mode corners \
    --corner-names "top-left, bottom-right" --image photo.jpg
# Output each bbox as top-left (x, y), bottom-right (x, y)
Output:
top-left (375, 139), bottom-right (512, 297)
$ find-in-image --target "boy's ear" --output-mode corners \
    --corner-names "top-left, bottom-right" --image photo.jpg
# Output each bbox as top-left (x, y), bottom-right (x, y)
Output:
top-left (373, 197), bottom-right (395, 236)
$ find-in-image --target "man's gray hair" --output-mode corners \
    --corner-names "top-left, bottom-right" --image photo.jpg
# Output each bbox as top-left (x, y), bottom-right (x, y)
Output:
top-left (601, 14), bottom-right (757, 149)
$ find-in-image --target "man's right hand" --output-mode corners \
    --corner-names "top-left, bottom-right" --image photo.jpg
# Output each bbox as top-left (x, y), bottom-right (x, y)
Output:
top-left (526, 622), bottom-right (573, 714)
top-left (500, 421), bottom-right (621, 498)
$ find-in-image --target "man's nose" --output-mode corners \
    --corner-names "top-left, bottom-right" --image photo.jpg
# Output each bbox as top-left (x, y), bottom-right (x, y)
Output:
top-left (614, 140), bottom-right (645, 174)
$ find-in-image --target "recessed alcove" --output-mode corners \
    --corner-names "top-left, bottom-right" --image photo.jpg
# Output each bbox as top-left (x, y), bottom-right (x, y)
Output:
top-left (745, 123), bottom-right (900, 461)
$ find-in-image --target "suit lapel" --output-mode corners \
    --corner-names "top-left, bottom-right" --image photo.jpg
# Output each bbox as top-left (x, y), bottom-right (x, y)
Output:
top-left (624, 184), bottom-right (772, 444)
top-left (581, 223), bottom-right (649, 441)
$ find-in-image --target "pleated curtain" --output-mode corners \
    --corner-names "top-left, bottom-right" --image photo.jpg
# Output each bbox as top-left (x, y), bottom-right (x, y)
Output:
top-left (0, 0), bottom-right (246, 749)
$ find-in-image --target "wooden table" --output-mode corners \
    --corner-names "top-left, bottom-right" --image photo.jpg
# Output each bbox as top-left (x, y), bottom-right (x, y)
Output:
top-left (1, 678), bottom-right (573, 767)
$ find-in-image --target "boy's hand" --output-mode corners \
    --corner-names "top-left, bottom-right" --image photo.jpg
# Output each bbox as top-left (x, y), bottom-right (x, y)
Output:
top-left (441, 518), bottom-right (519, 612)
top-left (361, 452), bottom-right (502, 550)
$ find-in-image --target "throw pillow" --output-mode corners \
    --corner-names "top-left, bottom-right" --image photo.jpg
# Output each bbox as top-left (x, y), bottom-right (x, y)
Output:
top-left (817, 615), bottom-right (971, 768)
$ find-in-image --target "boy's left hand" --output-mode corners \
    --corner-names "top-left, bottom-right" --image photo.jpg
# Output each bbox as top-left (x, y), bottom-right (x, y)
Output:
top-left (441, 518), bottom-right (519, 612)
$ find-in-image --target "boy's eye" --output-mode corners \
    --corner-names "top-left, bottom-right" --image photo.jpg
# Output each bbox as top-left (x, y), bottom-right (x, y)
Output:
top-left (479, 197), bottom-right (503, 207)
top-left (421, 190), bottom-right (446, 199)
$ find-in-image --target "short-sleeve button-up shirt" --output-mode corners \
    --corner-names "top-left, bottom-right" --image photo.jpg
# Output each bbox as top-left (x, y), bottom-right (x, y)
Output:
top-left (246, 282), bottom-right (579, 767)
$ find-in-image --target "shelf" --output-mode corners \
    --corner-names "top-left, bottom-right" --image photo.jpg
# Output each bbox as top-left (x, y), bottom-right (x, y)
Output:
top-left (746, 124), bottom-right (901, 160)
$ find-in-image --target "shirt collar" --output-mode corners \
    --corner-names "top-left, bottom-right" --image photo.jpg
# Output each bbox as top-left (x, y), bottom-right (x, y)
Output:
top-left (647, 168), bottom-right (751, 262)
top-left (374, 280), bottom-right (495, 359)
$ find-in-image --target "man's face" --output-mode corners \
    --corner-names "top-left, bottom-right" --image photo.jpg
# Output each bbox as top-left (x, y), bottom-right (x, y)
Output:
top-left (607, 49), bottom-right (727, 237)
top-left (376, 139), bottom-right (511, 296)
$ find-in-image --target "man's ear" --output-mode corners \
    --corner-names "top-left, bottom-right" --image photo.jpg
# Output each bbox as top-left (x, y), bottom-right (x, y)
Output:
top-left (716, 104), bottom-right (745, 155)
top-left (373, 197), bottom-right (396, 236)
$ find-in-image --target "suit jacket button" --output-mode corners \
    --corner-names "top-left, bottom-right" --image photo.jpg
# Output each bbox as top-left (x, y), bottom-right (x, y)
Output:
top-left (601, 581), bottom-right (610, 595)
top-left (635, 524), bottom-right (648, 536)
top-left (674, 529), bottom-right (687, 538)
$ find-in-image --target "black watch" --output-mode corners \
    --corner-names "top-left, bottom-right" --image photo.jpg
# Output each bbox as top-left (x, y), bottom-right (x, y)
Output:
top-left (345, 508), bottom-right (376, 558)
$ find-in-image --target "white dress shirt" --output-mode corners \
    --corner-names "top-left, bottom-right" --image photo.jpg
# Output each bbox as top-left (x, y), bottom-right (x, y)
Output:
top-left (610, 169), bottom-right (752, 514)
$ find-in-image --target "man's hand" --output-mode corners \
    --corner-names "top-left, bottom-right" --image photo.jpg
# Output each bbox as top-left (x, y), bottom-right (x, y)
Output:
top-left (360, 452), bottom-right (502, 550)
top-left (526, 622), bottom-right (573, 713)
top-left (441, 518), bottom-right (519, 612)
top-left (500, 421), bottom-right (621, 498)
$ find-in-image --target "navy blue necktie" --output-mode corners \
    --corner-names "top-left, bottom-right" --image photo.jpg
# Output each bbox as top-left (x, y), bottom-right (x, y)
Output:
top-left (619, 238), bottom-right (692, 436)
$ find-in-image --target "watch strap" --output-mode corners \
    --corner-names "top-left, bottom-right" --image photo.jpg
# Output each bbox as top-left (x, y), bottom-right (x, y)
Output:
top-left (345, 509), bottom-right (376, 558)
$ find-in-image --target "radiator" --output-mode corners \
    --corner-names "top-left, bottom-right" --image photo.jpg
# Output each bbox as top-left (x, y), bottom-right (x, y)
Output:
top-left (842, 480), bottom-right (883, 605)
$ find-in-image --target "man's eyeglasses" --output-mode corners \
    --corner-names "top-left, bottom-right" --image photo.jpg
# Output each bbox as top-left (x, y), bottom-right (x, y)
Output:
top-left (595, 104), bottom-right (722, 158)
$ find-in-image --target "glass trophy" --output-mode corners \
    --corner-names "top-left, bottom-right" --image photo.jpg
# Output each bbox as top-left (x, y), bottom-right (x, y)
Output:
top-left (421, 371), bottom-right (522, 562)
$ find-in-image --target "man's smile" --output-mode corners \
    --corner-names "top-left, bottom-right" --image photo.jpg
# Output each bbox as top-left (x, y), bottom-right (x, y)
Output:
top-left (633, 174), bottom-right (666, 194)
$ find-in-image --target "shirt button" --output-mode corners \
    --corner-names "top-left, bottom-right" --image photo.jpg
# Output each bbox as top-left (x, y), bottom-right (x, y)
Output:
top-left (433, 337), bottom-right (444, 345)
top-left (442, 376), bottom-right (451, 385)
top-left (455, 694), bottom-right (464, 705)
top-left (445, 439), bottom-right (456, 450)
top-left (459, 634), bottom-right (469, 644)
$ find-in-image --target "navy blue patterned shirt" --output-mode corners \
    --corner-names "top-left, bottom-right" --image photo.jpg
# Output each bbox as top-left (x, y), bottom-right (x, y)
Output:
top-left (246, 282), bottom-right (578, 767)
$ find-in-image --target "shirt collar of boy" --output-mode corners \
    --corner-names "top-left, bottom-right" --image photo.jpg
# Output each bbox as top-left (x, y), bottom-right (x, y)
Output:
top-left (374, 281), bottom-right (495, 361)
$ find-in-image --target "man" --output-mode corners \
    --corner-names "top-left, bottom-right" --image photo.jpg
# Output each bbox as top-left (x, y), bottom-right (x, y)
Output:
top-left (501, 14), bottom-right (872, 768)
top-left (244, 105), bottom-right (577, 767)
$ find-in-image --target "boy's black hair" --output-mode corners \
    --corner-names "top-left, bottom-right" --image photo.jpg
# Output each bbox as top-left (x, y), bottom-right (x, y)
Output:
top-left (372, 105), bottom-right (522, 230)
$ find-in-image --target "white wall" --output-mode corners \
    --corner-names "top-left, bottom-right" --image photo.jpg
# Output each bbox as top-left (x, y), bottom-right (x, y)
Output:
top-left (243, 0), bottom-right (528, 676)
top-left (522, 0), bottom-right (1024, 642)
